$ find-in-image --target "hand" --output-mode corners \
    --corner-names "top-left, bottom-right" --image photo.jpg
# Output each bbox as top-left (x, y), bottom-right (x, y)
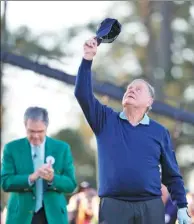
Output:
top-left (177, 207), bottom-right (191, 224)
top-left (38, 164), bottom-right (54, 182)
top-left (29, 170), bottom-right (39, 183)
top-left (83, 37), bottom-right (97, 60)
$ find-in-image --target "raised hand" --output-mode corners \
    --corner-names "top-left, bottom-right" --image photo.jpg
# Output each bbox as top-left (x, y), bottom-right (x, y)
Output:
top-left (83, 37), bottom-right (97, 61)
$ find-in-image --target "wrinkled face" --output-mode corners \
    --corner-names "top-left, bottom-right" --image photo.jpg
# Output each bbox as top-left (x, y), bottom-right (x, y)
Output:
top-left (122, 80), bottom-right (153, 110)
top-left (25, 119), bottom-right (47, 146)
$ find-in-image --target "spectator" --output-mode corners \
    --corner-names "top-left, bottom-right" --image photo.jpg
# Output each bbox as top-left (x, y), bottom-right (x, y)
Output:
top-left (68, 181), bottom-right (99, 224)
top-left (161, 184), bottom-right (177, 224)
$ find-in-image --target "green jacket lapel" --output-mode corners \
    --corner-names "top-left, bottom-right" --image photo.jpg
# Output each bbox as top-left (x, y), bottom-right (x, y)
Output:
top-left (23, 138), bottom-right (34, 174)
top-left (43, 137), bottom-right (54, 192)
top-left (23, 138), bottom-right (36, 195)
top-left (44, 137), bottom-right (54, 163)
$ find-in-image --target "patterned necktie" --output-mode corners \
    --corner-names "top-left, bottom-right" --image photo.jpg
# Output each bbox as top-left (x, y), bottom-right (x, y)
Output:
top-left (33, 146), bottom-right (44, 212)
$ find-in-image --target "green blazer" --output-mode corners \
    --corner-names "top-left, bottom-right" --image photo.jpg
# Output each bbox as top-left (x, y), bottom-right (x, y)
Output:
top-left (1, 137), bottom-right (77, 224)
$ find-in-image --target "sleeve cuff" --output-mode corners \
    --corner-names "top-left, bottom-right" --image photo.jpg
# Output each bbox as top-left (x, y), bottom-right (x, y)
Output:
top-left (47, 181), bottom-right (53, 186)
top-left (82, 58), bottom-right (93, 67)
top-left (28, 176), bottom-right (34, 186)
top-left (177, 203), bottom-right (188, 209)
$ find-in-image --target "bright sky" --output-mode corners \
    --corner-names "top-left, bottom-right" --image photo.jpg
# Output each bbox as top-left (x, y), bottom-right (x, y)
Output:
top-left (1, 1), bottom-right (112, 144)
top-left (1, 1), bottom-right (112, 33)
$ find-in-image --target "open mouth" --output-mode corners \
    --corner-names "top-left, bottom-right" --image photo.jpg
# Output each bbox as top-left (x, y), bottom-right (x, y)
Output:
top-left (127, 95), bottom-right (135, 99)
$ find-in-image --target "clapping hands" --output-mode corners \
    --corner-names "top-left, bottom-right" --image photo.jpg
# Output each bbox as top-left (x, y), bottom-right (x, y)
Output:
top-left (38, 162), bottom-right (54, 182)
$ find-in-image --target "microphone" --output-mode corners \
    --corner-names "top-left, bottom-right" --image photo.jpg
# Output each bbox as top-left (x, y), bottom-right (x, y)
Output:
top-left (33, 153), bottom-right (37, 159)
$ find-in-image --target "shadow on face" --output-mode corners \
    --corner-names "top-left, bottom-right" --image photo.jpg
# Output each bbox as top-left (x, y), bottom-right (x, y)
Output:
top-left (25, 119), bottom-right (47, 146)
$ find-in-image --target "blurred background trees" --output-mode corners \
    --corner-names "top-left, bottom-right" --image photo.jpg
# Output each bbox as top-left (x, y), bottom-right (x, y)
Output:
top-left (59, 0), bottom-right (194, 182)
top-left (51, 126), bottom-right (97, 187)
top-left (1, 0), bottom-right (194, 209)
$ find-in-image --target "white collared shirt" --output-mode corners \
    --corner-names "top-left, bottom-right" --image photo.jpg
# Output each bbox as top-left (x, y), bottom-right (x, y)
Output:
top-left (30, 138), bottom-right (46, 164)
top-left (119, 111), bottom-right (150, 125)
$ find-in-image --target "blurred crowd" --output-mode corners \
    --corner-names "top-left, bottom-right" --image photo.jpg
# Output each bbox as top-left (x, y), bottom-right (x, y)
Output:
top-left (1, 182), bottom-right (194, 224)
top-left (161, 184), bottom-right (194, 224)
top-left (67, 181), bottom-right (99, 224)
top-left (67, 182), bottom-right (194, 224)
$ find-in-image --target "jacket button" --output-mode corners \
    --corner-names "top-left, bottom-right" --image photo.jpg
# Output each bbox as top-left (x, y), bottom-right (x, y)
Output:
top-left (29, 210), bottom-right (33, 214)
top-left (32, 196), bottom-right (36, 200)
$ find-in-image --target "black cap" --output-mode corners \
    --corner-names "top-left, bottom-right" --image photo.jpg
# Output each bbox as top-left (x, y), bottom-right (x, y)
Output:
top-left (96, 18), bottom-right (122, 45)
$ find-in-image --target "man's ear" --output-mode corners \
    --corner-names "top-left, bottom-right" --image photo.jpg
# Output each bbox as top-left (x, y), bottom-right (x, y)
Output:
top-left (147, 97), bottom-right (153, 108)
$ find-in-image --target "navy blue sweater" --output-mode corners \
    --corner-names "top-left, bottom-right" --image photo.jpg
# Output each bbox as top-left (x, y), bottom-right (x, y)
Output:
top-left (74, 59), bottom-right (187, 208)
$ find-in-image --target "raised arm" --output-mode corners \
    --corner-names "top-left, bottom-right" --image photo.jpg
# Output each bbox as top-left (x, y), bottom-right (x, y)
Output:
top-left (74, 38), bottom-right (112, 135)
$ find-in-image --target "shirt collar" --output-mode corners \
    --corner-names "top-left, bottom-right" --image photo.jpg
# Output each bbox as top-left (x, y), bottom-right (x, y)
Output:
top-left (30, 137), bottom-right (46, 148)
top-left (119, 111), bottom-right (150, 125)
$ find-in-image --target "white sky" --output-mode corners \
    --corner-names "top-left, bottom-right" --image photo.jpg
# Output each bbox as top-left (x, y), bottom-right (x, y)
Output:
top-left (1, 1), bottom-right (112, 33)
top-left (1, 1), bottom-right (112, 143)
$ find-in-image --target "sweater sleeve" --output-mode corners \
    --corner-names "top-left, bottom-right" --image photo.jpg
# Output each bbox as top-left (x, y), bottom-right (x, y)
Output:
top-left (160, 129), bottom-right (187, 208)
top-left (74, 58), bottom-right (112, 135)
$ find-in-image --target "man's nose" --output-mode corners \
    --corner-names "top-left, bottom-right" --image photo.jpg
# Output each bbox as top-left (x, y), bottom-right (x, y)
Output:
top-left (129, 88), bottom-right (135, 94)
top-left (33, 132), bottom-right (39, 138)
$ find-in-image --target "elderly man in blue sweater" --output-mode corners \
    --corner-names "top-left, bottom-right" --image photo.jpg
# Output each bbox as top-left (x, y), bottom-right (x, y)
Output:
top-left (74, 37), bottom-right (191, 224)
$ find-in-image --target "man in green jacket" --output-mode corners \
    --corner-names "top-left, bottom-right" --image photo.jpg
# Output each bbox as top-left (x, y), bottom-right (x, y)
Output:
top-left (1, 106), bottom-right (77, 224)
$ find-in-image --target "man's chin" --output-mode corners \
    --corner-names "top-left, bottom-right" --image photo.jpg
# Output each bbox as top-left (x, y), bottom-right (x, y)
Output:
top-left (123, 100), bottom-right (136, 107)
top-left (31, 141), bottom-right (41, 146)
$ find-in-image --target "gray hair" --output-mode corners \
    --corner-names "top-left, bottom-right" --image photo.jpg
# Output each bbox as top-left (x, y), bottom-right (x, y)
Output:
top-left (24, 106), bottom-right (49, 126)
top-left (130, 79), bottom-right (155, 111)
